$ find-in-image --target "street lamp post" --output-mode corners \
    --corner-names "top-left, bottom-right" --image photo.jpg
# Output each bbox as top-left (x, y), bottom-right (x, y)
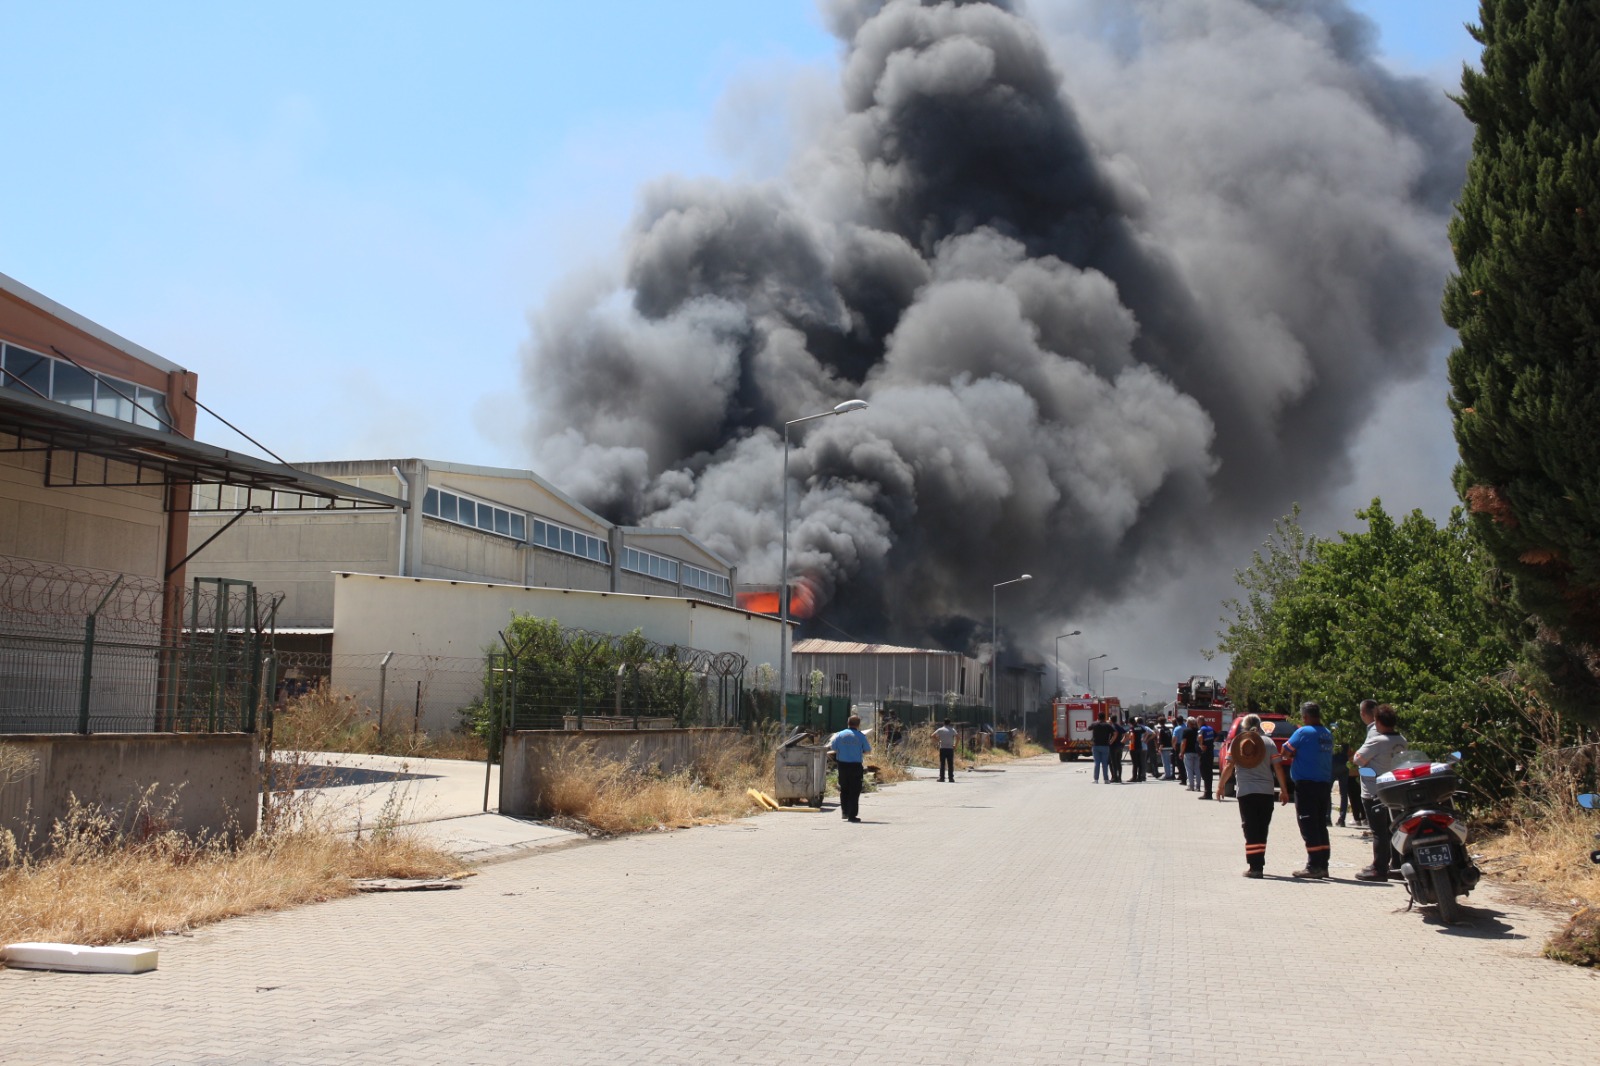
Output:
top-left (1100, 665), bottom-right (1120, 697)
top-left (1086, 653), bottom-right (1106, 697)
top-left (991, 574), bottom-right (1033, 729)
top-left (1053, 631), bottom-right (1081, 698)
top-left (778, 399), bottom-right (869, 732)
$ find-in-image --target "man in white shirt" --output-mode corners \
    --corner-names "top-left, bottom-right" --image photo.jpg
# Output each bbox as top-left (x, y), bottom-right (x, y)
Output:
top-left (1352, 704), bottom-right (1408, 881)
top-left (933, 718), bottom-right (958, 782)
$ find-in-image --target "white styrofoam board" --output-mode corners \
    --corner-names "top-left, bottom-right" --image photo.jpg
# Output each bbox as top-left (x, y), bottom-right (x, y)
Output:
top-left (2, 942), bottom-right (158, 974)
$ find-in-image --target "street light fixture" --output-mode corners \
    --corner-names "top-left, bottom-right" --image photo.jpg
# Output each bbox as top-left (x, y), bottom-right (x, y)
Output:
top-left (1053, 631), bottom-right (1080, 698)
top-left (777, 399), bottom-right (869, 732)
top-left (991, 574), bottom-right (1033, 729)
top-left (1086, 653), bottom-right (1106, 697)
top-left (1100, 665), bottom-right (1120, 697)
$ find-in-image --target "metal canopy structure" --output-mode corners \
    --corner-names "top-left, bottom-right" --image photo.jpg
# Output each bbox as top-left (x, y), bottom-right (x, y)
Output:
top-left (0, 388), bottom-right (402, 513)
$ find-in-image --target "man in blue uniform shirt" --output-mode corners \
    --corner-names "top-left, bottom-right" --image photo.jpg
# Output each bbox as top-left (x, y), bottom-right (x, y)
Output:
top-left (1279, 701), bottom-right (1335, 878)
top-left (829, 714), bottom-right (872, 822)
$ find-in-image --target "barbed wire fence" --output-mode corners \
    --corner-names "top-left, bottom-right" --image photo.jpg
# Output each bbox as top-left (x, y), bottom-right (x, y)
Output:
top-left (0, 550), bottom-right (761, 741)
top-left (272, 627), bottom-right (752, 745)
top-left (0, 555), bottom-right (277, 734)
top-left (484, 622), bottom-right (750, 741)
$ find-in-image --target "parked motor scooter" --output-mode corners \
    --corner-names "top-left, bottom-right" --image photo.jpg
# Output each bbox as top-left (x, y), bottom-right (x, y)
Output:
top-left (1361, 751), bottom-right (1480, 925)
top-left (1579, 793), bottom-right (1600, 865)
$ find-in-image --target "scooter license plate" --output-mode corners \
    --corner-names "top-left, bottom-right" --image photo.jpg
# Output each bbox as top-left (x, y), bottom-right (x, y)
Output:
top-left (1415, 842), bottom-right (1453, 869)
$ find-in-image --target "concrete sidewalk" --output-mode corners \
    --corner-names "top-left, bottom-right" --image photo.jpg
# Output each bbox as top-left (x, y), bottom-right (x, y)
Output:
top-left (270, 751), bottom-right (583, 860)
top-left (6, 755), bottom-right (1598, 1064)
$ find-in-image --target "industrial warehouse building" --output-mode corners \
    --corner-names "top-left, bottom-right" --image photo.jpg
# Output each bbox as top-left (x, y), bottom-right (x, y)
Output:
top-left (0, 270), bottom-right (400, 838)
top-left (186, 456), bottom-right (738, 639)
top-left (790, 637), bottom-right (1045, 727)
top-left (183, 457), bottom-right (766, 731)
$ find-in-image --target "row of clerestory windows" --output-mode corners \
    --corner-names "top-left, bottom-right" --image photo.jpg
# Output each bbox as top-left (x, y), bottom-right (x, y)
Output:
top-left (423, 486), bottom-right (728, 589)
top-left (1, 342), bottom-right (173, 431)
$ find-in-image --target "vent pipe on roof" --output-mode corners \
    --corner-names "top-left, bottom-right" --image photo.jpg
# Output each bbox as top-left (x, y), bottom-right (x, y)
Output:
top-left (391, 465), bottom-right (409, 577)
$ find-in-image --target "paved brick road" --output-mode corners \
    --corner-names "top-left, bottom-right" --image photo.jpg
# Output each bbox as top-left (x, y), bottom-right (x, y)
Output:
top-left (5, 758), bottom-right (1597, 1064)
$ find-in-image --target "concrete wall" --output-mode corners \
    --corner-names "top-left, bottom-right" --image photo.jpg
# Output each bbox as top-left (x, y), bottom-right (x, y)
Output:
top-left (618, 571), bottom-right (681, 598)
top-left (186, 509), bottom-right (395, 627)
top-left (330, 571), bottom-right (784, 731)
top-left (0, 732), bottom-right (259, 845)
top-left (0, 450), bottom-right (166, 577)
top-left (417, 519), bottom-right (522, 585)
top-left (499, 727), bottom-right (740, 818)
top-left (527, 547), bottom-right (610, 592)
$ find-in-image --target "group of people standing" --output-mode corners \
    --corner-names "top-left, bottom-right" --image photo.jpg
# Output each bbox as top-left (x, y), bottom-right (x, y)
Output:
top-left (1213, 698), bottom-right (1411, 880)
top-left (1088, 712), bottom-right (1217, 797)
top-left (1088, 698), bottom-right (1416, 881)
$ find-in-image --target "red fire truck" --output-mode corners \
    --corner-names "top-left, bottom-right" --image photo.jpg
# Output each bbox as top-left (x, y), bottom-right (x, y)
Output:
top-left (1175, 675), bottom-right (1232, 734)
top-left (1052, 694), bottom-right (1122, 762)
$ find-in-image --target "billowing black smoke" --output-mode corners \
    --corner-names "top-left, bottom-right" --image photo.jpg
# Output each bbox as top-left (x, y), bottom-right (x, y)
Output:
top-left (523, 0), bottom-right (1468, 651)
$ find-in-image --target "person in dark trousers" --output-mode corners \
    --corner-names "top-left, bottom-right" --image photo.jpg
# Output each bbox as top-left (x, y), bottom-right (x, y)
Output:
top-left (828, 714), bottom-right (872, 822)
top-left (934, 718), bottom-right (958, 783)
top-left (1173, 717), bottom-right (1189, 785)
top-left (1158, 718), bottom-right (1175, 780)
top-left (1348, 756), bottom-right (1366, 826)
top-left (1354, 699), bottom-right (1377, 829)
top-left (1090, 713), bottom-right (1115, 783)
top-left (1332, 736), bottom-right (1353, 827)
top-left (1352, 705), bottom-right (1409, 881)
top-left (1280, 701), bottom-right (1335, 877)
top-left (1128, 718), bottom-right (1149, 782)
top-left (1197, 718), bottom-right (1216, 799)
top-left (1108, 716), bottom-right (1126, 782)
top-left (1215, 714), bottom-right (1291, 877)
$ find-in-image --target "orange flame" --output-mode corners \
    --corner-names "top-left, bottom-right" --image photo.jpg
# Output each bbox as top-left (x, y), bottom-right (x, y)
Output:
top-left (737, 581), bottom-right (818, 619)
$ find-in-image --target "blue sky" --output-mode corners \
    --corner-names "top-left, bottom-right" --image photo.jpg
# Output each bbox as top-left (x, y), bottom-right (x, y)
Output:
top-left (1, 1), bottom-right (1479, 475)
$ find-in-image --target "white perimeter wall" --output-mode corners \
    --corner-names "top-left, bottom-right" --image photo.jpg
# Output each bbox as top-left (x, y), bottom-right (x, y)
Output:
top-left (330, 572), bottom-right (785, 731)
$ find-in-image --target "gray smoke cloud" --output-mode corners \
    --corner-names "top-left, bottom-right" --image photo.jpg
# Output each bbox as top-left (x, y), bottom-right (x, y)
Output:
top-left (522, 0), bottom-right (1468, 653)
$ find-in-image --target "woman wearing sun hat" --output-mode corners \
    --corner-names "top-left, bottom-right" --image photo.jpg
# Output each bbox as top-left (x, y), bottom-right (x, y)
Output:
top-left (1215, 714), bottom-right (1291, 878)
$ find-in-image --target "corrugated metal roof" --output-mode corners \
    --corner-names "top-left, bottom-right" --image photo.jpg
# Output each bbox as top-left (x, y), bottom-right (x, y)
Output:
top-left (792, 638), bottom-right (965, 657)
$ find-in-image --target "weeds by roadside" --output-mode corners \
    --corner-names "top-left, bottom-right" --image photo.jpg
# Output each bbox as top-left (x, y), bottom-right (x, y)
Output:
top-left (0, 788), bottom-right (464, 947)
top-left (538, 731), bottom-right (771, 834)
top-left (1476, 812), bottom-right (1600, 910)
top-left (864, 725), bottom-right (1046, 786)
top-left (1462, 695), bottom-right (1600, 964)
top-left (268, 683), bottom-right (486, 762)
top-left (2, 732), bottom-right (462, 949)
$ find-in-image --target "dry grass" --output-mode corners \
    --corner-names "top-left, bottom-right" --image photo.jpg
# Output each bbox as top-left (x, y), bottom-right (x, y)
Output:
top-left (1, 741), bottom-right (39, 791)
top-left (269, 684), bottom-right (486, 762)
top-left (866, 725), bottom-right (1050, 784)
top-left (1474, 811), bottom-right (1600, 909)
top-left (538, 732), bottom-right (772, 834)
top-left (1, 772), bottom-right (464, 948)
top-left (1476, 810), bottom-right (1600, 968)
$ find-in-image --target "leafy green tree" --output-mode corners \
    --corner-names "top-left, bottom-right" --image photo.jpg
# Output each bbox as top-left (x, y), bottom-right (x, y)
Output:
top-left (1443, 0), bottom-right (1600, 719)
top-left (1210, 504), bottom-right (1319, 712)
top-left (1220, 502), bottom-right (1524, 797)
top-left (469, 616), bottom-right (702, 741)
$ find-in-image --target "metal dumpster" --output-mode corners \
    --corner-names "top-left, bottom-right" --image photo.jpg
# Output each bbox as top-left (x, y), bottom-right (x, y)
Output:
top-left (775, 732), bottom-right (827, 808)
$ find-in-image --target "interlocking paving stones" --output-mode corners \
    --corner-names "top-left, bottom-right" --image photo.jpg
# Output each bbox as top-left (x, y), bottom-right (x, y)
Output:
top-left (5, 759), bottom-right (1597, 1064)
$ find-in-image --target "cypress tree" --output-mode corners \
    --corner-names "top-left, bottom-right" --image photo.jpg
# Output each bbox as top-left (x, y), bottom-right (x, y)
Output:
top-left (1443, 0), bottom-right (1600, 712)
